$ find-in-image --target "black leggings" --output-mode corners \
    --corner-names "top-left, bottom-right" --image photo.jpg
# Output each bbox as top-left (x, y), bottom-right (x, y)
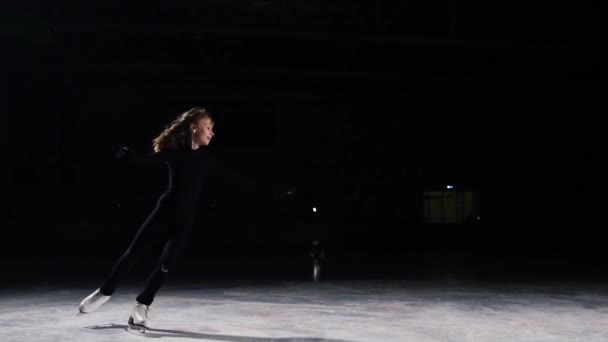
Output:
top-left (100, 198), bottom-right (194, 306)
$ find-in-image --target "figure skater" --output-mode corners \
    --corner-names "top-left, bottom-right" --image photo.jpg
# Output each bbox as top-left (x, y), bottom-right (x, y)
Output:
top-left (77, 107), bottom-right (217, 333)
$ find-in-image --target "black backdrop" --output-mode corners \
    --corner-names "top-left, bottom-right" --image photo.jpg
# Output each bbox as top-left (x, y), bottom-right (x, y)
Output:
top-left (2, 2), bottom-right (606, 281)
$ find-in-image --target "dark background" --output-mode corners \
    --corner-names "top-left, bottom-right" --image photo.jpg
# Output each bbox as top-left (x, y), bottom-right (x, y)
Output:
top-left (2, 1), bottom-right (606, 283)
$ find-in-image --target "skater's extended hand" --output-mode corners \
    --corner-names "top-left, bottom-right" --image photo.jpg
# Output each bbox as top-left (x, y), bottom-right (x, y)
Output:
top-left (115, 146), bottom-right (134, 161)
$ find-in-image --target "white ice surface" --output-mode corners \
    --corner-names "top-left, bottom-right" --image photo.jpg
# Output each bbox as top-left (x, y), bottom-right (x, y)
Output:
top-left (1, 280), bottom-right (607, 341)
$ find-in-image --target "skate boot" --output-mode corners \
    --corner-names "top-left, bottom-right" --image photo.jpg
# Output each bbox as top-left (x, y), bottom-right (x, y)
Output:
top-left (78, 288), bottom-right (111, 315)
top-left (127, 302), bottom-right (151, 334)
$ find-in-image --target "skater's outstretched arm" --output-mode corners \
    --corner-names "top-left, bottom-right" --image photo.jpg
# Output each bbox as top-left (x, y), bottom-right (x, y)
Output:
top-left (115, 146), bottom-right (175, 166)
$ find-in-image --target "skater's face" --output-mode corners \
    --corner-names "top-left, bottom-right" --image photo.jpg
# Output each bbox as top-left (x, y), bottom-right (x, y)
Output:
top-left (191, 117), bottom-right (214, 147)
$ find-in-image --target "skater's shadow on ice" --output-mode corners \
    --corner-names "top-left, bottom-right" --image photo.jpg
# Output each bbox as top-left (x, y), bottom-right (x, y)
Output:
top-left (86, 323), bottom-right (356, 342)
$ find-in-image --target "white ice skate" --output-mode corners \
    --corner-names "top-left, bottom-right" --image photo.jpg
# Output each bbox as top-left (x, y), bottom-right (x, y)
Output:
top-left (127, 302), bottom-right (151, 334)
top-left (78, 288), bottom-right (111, 315)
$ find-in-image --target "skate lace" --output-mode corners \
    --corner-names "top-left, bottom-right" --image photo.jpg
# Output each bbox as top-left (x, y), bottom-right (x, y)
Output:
top-left (90, 293), bottom-right (103, 304)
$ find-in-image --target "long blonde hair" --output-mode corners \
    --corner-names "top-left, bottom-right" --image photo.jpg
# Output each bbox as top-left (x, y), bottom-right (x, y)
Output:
top-left (152, 107), bottom-right (214, 152)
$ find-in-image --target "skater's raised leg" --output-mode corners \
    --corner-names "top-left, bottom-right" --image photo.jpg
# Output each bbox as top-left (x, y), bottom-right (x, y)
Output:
top-left (78, 288), bottom-right (111, 314)
top-left (77, 204), bottom-right (169, 315)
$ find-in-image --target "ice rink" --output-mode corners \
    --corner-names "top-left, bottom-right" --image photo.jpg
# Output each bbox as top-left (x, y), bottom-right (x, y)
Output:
top-left (1, 278), bottom-right (607, 341)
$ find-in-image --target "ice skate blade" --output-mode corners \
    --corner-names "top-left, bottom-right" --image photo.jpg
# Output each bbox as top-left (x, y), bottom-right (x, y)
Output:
top-left (126, 317), bottom-right (149, 335)
top-left (126, 324), bottom-right (148, 335)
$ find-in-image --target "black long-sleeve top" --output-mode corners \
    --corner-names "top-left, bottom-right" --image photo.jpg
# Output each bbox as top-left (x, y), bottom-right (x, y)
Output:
top-left (123, 146), bottom-right (217, 225)
top-left (121, 145), bottom-right (270, 225)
